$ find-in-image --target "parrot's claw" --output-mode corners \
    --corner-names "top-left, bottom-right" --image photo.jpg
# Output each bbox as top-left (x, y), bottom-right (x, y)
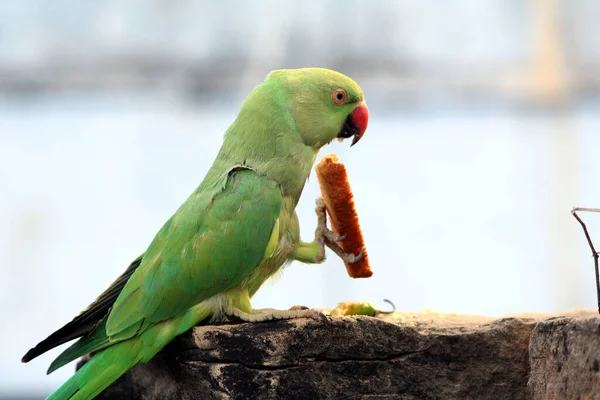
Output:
top-left (348, 248), bottom-right (364, 263)
top-left (228, 307), bottom-right (328, 324)
top-left (325, 241), bottom-right (364, 264)
top-left (335, 232), bottom-right (348, 242)
top-left (289, 305), bottom-right (309, 311)
top-left (316, 311), bottom-right (329, 324)
top-left (324, 229), bottom-right (346, 243)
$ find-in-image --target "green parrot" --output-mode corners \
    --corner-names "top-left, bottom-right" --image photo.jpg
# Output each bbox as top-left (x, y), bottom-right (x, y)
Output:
top-left (22, 67), bottom-right (369, 400)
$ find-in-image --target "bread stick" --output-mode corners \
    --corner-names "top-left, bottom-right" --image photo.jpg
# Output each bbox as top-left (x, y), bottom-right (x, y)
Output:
top-left (315, 153), bottom-right (372, 278)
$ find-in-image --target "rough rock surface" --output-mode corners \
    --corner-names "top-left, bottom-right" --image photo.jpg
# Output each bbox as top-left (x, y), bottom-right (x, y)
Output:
top-left (86, 311), bottom-right (542, 400)
top-left (75, 310), bottom-right (600, 399)
top-left (528, 314), bottom-right (600, 400)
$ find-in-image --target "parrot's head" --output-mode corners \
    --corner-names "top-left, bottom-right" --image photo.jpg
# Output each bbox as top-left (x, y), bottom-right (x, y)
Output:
top-left (266, 68), bottom-right (368, 149)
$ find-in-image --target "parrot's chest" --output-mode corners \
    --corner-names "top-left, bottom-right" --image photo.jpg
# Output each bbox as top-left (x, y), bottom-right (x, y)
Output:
top-left (246, 197), bottom-right (299, 296)
top-left (266, 201), bottom-right (298, 268)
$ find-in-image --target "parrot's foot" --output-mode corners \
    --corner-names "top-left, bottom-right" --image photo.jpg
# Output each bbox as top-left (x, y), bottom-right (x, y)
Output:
top-left (228, 307), bottom-right (328, 323)
top-left (315, 197), bottom-right (364, 264)
top-left (291, 198), bottom-right (364, 265)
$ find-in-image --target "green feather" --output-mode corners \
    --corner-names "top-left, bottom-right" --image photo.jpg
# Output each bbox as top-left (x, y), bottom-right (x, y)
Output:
top-left (47, 320), bottom-right (111, 374)
top-left (105, 167), bottom-right (282, 335)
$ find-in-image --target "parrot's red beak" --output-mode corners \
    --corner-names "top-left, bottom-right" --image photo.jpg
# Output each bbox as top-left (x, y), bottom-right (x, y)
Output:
top-left (337, 101), bottom-right (369, 146)
top-left (350, 102), bottom-right (368, 146)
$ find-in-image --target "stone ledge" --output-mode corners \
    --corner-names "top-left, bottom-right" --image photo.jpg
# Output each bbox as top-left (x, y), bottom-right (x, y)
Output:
top-left (81, 310), bottom-right (600, 400)
top-left (528, 314), bottom-right (600, 399)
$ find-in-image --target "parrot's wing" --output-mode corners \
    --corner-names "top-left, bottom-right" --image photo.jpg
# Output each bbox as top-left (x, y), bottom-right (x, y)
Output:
top-left (106, 167), bottom-right (282, 337)
top-left (21, 255), bottom-right (144, 363)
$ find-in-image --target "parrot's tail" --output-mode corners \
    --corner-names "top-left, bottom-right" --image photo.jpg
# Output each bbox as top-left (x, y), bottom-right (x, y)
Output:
top-left (46, 339), bottom-right (142, 400)
top-left (45, 304), bottom-right (215, 400)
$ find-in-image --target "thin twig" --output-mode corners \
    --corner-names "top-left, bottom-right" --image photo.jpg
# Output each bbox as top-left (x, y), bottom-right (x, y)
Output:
top-left (376, 299), bottom-right (396, 315)
top-left (571, 207), bottom-right (600, 314)
top-left (573, 207), bottom-right (600, 213)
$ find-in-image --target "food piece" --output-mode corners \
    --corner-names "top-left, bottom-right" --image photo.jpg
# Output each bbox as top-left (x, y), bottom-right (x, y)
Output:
top-left (330, 301), bottom-right (377, 316)
top-left (316, 153), bottom-right (372, 278)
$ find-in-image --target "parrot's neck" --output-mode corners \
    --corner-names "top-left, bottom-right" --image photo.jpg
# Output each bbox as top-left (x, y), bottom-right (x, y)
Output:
top-left (206, 83), bottom-right (319, 204)
top-left (212, 137), bottom-right (317, 205)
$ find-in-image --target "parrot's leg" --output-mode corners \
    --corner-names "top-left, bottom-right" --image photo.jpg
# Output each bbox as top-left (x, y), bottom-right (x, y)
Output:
top-left (292, 240), bottom-right (326, 263)
top-left (228, 306), bottom-right (327, 323)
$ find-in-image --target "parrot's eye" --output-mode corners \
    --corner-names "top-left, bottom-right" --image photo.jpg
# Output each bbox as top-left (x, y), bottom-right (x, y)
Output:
top-left (332, 89), bottom-right (347, 105)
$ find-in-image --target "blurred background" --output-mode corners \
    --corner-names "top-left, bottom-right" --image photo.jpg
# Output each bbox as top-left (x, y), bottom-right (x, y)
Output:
top-left (2, 0), bottom-right (600, 397)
